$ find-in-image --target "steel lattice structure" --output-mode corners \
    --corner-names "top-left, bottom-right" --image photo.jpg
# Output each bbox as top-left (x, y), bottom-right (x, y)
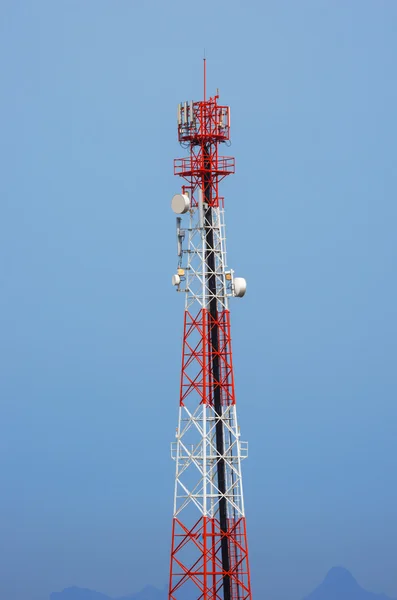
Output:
top-left (169, 62), bottom-right (252, 600)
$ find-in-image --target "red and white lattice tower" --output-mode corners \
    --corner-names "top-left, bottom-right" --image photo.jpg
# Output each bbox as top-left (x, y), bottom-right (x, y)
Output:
top-left (169, 61), bottom-right (252, 600)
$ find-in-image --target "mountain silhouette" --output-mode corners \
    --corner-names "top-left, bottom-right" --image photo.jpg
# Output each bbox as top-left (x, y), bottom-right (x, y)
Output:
top-left (51, 569), bottom-right (395, 600)
top-left (50, 587), bottom-right (111, 600)
top-left (118, 585), bottom-right (168, 600)
top-left (50, 584), bottom-right (167, 600)
top-left (303, 567), bottom-right (394, 600)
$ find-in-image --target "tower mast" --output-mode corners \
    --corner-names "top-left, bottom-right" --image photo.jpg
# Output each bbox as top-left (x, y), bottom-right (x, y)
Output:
top-left (169, 64), bottom-right (252, 600)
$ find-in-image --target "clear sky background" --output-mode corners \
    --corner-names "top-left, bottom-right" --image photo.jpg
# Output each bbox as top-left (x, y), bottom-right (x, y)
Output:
top-left (0, 2), bottom-right (396, 600)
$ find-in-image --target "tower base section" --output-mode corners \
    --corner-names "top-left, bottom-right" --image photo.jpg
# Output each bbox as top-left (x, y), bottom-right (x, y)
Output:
top-left (169, 516), bottom-right (252, 600)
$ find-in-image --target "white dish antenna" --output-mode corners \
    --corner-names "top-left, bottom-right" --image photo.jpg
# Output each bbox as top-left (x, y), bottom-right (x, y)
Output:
top-left (171, 193), bottom-right (190, 214)
top-left (233, 277), bottom-right (247, 298)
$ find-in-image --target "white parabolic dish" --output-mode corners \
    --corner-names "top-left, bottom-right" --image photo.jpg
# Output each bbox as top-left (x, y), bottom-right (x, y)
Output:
top-left (171, 193), bottom-right (190, 214)
top-left (234, 277), bottom-right (247, 298)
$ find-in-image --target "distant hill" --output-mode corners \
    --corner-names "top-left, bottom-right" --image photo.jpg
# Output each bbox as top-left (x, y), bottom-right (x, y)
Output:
top-left (118, 585), bottom-right (168, 600)
top-left (50, 584), bottom-right (167, 600)
top-left (303, 567), bottom-right (394, 600)
top-left (50, 587), bottom-right (111, 600)
top-left (51, 568), bottom-right (395, 600)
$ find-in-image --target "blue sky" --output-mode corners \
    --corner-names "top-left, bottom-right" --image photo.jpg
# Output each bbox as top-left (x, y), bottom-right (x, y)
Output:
top-left (0, 1), bottom-right (396, 600)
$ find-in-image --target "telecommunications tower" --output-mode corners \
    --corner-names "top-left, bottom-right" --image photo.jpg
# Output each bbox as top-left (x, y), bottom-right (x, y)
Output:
top-left (169, 61), bottom-right (252, 600)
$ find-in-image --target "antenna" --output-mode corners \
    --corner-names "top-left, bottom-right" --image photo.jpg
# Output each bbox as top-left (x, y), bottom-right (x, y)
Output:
top-left (176, 217), bottom-right (182, 257)
top-left (203, 56), bottom-right (206, 102)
